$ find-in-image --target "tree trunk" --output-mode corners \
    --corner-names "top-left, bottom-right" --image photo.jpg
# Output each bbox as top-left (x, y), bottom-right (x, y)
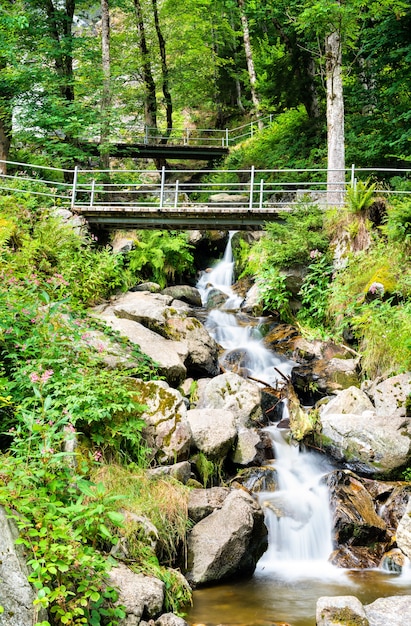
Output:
top-left (325, 29), bottom-right (345, 206)
top-left (133, 0), bottom-right (157, 134)
top-left (100, 0), bottom-right (111, 170)
top-left (237, 0), bottom-right (262, 128)
top-left (0, 104), bottom-right (12, 175)
top-left (151, 0), bottom-right (172, 142)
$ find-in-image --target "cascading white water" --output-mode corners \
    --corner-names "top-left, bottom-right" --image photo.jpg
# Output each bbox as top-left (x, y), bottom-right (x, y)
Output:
top-left (257, 416), bottom-right (335, 577)
top-left (197, 232), bottom-right (294, 385)
top-left (197, 231), bottom-right (334, 573)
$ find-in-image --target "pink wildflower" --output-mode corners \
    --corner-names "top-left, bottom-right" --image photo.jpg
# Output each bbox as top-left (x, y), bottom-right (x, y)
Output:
top-left (29, 372), bottom-right (40, 383)
top-left (93, 450), bottom-right (103, 462)
top-left (41, 369), bottom-right (54, 384)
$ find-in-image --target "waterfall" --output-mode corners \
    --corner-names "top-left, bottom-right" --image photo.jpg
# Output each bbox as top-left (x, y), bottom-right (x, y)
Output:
top-left (197, 231), bottom-right (334, 574)
top-left (257, 417), bottom-right (335, 577)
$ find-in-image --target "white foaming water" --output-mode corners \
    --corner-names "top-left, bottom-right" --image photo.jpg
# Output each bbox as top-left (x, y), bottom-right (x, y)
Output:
top-left (197, 232), bottom-right (295, 385)
top-left (257, 420), bottom-right (337, 579)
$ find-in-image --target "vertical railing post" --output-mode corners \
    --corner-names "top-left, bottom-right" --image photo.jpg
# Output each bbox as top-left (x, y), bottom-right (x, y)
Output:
top-left (351, 163), bottom-right (356, 188)
top-left (90, 179), bottom-right (95, 207)
top-left (225, 128), bottom-right (229, 147)
top-left (249, 165), bottom-right (255, 210)
top-left (259, 178), bottom-right (264, 209)
top-left (250, 122), bottom-right (254, 138)
top-left (174, 180), bottom-right (179, 209)
top-left (144, 125), bottom-right (149, 145)
top-left (184, 128), bottom-right (189, 145)
top-left (71, 165), bottom-right (78, 209)
top-left (159, 166), bottom-right (166, 209)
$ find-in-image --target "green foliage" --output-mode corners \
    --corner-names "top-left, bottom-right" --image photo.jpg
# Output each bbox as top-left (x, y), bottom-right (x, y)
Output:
top-left (346, 180), bottom-right (377, 214)
top-left (350, 299), bottom-right (411, 378)
top-left (383, 199), bottom-right (411, 247)
top-left (127, 231), bottom-right (195, 288)
top-left (297, 252), bottom-right (334, 326)
top-left (257, 267), bottom-right (293, 322)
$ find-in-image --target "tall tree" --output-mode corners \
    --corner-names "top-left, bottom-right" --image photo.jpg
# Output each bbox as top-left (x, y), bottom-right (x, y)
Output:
top-left (100, 0), bottom-right (111, 168)
top-left (237, 0), bottom-right (262, 126)
top-left (133, 0), bottom-right (157, 134)
top-left (151, 0), bottom-right (172, 140)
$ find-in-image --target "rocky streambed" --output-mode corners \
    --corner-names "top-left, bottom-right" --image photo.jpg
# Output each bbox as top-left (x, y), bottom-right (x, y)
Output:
top-left (3, 235), bottom-right (411, 626)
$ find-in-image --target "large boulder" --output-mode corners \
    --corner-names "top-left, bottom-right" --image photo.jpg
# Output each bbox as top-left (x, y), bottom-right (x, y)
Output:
top-left (185, 488), bottom-right (267, 586)
top-left (133, 380), bottom-right (192, 464)
top-left (0, 506), bottom-right (45, 626)
top-left (188, 487), bottom-right (230, 524)
top-left (94, 312), bottom-right (188, 386)
top-left (319, 387), bottom-right (411, 477)
top-left (316, 595), bottom-right (411, 626)
top-left (198, 372), bottom-right (263, 427)
top-left (108, 563), bottom-right (164, 624)
top-left (186, 408), bottom-right (237, 459)
top-left (111, 291), bottom-right (175, 335)
top-left (326, 470), bottom-right (388, 568)
top-left (365, 373), bottom-right (411, 418)
top-left (164, 315), bottom-right (220, 378)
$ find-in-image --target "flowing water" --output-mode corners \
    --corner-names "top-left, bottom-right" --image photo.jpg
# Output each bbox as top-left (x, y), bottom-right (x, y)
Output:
top-left (188, 232), bottom-right (411, 626)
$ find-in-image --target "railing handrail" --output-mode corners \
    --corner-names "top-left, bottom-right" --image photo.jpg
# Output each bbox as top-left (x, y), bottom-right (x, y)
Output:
top-left (1, 161), bottom-right (411, 219)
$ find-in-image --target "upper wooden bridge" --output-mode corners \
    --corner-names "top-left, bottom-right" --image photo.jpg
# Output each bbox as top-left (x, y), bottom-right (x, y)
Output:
top-left (1, 161), bottom-right (409, 230)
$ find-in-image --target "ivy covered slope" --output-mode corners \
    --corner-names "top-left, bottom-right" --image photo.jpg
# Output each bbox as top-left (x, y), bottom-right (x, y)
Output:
top-left (0, 193), bottom-right (195, 625)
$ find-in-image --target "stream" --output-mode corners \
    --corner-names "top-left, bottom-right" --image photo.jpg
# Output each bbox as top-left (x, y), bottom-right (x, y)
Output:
top-left (187, 232), bottom-right (411, 626)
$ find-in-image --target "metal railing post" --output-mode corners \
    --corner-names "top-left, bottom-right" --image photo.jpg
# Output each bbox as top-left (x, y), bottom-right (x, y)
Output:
top-left (144, 125), bottom-right (149, 145)
top-left (159, 166), bottom-right (166, 209)
top-left (351, 164), bottom-right (356, 188)
top-left (71, 166), bottom-right (78, 209)
top-left (225, 128), bottom-right (229, 147)
top-left (90, 179), bottom-right (96, 207)
top-left (174, 180), bottom-right (179, 209)
top-left (259, 178), bottom-right (264, 209)
top-left (249, 166), bottom-right (255, 210)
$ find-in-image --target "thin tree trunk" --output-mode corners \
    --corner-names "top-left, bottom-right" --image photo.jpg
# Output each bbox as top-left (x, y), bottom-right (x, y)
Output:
top-left (100, 0), bottom-right (111, 169)
top-left (237, 0), bottom-right (262, 129)
top-left (325, 29), bottom-right (345, 206)
top-left (133, 0), bottom-right (157, 135)
top-left (151, 0), bottom-right (172, 142)
top-left (0, 105), bottom-right (12, 175)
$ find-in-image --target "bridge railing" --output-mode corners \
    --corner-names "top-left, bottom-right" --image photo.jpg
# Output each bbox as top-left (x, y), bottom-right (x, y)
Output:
top-left (141, 114), bottom-right (275, 147)
top-left (71, 165), bottom-right (411, 211)
top-left (1, 161), bottom-right (410, 213)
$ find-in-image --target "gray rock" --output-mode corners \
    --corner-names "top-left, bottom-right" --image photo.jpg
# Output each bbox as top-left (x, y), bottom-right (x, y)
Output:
top-left (368, 373), bottom-right (411, 417)
top-left (134, 380), bottom-right (192, 464)
top-left (364, 595), bottom-right (411, 625)
top-left (396, 499), bottom-right (411, 559)
top-left (319, 386), bottom-right (411, 476)
top-left (320, 386), bottom-right (375, 417)
top-left (95, 312), bottom-right (188, 386)
top-left (188, 487), bottom-right (230, 524)
top-left (112, 291), bottom-right (174, 335)
top-left (0, 506), bottom-right (45, 626)
top-left (316, 596), bottom-right (369, 625)
top-left (147, 461), bottom-right (192, 484)
top-left (187, 408), bottom-right (237, 458)
top-left (108, 563), bottom-right (164, 624)
top-left (155, 613), bottom-right (189, 626)
top-left (162, 285), bottom-right (202, 307)
top-left (185, 488), bottom-right (267, 586)
top-left (199, 372), bottom-right (262, 427)
top-left (231, 427), bottom-right (263, 466)
top-left (165, 315), bottom-right (220, 378)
